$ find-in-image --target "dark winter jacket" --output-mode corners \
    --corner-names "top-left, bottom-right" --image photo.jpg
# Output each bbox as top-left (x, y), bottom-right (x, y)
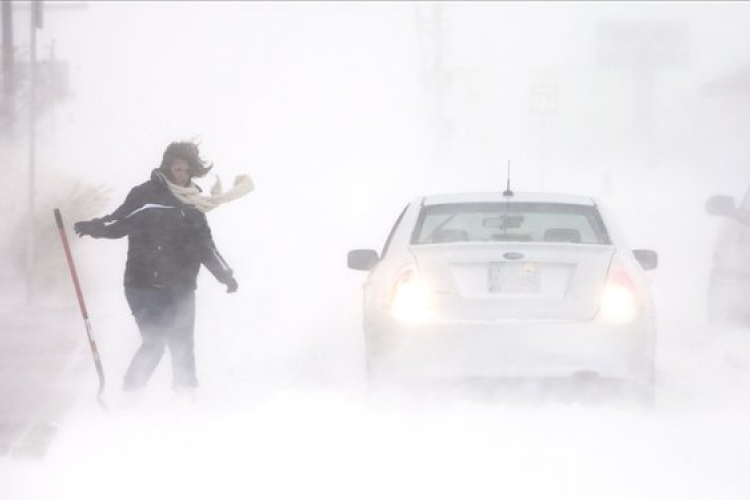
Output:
top-left (92, 170), bottom-right (234, 290)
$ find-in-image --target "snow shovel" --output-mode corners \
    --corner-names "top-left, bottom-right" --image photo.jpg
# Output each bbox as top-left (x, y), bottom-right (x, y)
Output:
top-left (54, 208), bottom-right (107, 410)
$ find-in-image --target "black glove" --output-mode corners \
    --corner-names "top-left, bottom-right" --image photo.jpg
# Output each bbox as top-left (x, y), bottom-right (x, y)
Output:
top-left (74, 219), bottom-right (106, 238)
top-left (225, 277), bottom-right (238, 294)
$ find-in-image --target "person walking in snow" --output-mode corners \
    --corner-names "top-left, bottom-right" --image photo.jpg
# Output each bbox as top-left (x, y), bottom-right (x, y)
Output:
top-left (73, 141), bottom-right (254, 395)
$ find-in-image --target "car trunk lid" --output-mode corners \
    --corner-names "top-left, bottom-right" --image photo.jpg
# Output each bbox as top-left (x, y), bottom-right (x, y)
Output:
top-left (410, 242), bottom-right (615, 321)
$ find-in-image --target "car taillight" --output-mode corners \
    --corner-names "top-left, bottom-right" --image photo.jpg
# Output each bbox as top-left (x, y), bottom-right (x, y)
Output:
top-left (389, 266), bottom-right (432, 323)
top-left (598, 261), bottom-right (639, 324)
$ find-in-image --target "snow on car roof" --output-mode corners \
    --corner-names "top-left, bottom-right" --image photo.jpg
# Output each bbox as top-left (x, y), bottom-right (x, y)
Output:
top-left (420, 191), bottom-right (598, 206)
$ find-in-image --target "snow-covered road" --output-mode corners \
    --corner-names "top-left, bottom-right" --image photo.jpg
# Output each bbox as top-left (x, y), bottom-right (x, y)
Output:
top-left (2, 294), bottom-right (749, 500)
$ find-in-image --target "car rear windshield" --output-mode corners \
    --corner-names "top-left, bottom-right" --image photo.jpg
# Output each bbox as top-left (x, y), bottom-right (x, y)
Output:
top-left (412, 202), bottom-right (611, 245)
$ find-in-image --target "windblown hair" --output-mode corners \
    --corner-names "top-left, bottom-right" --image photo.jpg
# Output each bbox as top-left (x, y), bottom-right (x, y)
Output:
top-left (158, 141), bottom-right (214, 179)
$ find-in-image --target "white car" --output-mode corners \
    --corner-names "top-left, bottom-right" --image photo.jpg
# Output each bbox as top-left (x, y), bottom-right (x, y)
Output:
top-left (348, 191), bottom-right (658, 397)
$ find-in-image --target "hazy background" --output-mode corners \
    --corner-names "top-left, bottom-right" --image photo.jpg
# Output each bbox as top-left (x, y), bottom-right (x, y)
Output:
top-left (2, 2), bottom-right (750, 499)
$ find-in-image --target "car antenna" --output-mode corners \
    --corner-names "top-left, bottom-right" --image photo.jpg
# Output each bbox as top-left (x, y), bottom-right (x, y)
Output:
top-left (502, 160), bottom-right (514, 197)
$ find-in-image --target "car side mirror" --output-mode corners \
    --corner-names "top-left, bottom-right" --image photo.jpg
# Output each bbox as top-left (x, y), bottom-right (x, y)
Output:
top-left (705, 195), bottom-right (736, 216)
top-left (633, 249), bottom-right (658, 271)
top-left (347, 249), bottom-right (379, 271)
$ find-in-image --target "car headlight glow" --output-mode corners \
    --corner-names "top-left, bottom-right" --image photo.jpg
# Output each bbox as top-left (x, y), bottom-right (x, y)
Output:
top-left (598, 263), bottom-right (639, 324)
top-left (599, 283), bottom-right (638, 324)
top-left (390, 268), bottom-right (432, 323)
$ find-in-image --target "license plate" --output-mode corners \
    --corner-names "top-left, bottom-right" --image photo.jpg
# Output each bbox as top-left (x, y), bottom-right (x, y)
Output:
top-left (488, 262), bottom-right (540, 293)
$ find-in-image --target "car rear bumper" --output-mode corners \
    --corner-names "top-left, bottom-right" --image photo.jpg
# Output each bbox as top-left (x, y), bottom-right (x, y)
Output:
top-left (365, 316), bottom-right (655, 385)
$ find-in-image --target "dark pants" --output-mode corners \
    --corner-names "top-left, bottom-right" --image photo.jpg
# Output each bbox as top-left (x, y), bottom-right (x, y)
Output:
top-left (123, 287), bottom-right (198, 391)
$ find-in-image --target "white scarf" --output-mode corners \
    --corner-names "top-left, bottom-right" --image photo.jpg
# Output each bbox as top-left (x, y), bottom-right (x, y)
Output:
top-left (156, 170), bottom-right (255, 213)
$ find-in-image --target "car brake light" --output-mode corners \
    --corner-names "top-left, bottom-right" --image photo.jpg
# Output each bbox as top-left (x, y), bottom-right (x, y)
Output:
top-left (598, 261), bottom-right (639, 324)
top-left (389, 266), bottom-right (432, 323)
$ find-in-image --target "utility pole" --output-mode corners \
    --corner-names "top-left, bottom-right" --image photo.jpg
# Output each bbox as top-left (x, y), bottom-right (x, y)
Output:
top-left (415, 3), bottom-right (452, 170)
top-left (6, 0), bottom-right (85, 304)
top-left (26, 0), bottom-right (42, 304)
top-left (2, 0), bottom-right (14, 137)
top-left (596, 20), bottom-right (688, 171)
